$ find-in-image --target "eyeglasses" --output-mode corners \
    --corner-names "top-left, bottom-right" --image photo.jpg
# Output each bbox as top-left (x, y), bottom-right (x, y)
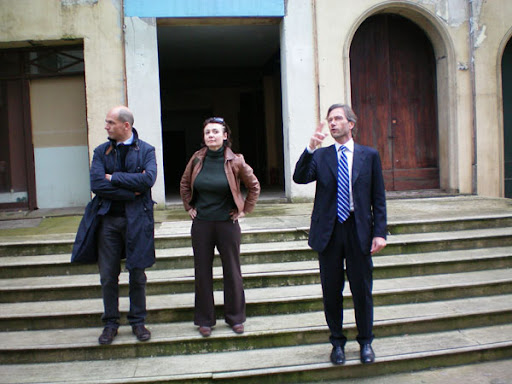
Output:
top-left (327, 115), bottom-right (347, 123)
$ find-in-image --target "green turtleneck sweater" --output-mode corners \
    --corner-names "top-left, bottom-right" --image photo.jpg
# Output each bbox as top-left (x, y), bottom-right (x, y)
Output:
top-left (194, 147), bottom-right (236, 221)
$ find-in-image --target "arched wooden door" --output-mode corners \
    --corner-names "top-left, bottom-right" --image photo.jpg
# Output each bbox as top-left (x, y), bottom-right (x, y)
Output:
top-left (503, 38), bottom-right (512, 198)
top-left (350, 14), bottom-right (439, 191)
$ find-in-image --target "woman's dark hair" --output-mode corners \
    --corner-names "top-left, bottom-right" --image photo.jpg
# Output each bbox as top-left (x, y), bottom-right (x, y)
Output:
top-left (202, 117), bottom-right (232, 148)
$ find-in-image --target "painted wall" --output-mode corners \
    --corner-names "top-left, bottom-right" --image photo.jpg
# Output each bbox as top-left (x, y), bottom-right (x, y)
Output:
top-left (3, 0), bottom-right (510, 207)
top-left (0, 0), bottom-right (126, 151)
top-left (0, 0), bottom-right (130, 208)
top-left (280, 0), bottom-right (318, 200)
top-left (124, 17), bottom-right (166, 207)
top-left (123, 0), bottom-right (511, 200)
top-left (124, 0), bottom-right (512, 200)
top-left (314, 0), bottom-right (485, 196)
top-left (473, 0), bottom-right (512, 197)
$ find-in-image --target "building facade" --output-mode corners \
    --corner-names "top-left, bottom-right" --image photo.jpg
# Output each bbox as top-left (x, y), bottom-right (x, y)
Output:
top-left (0, 0), bottom-right (511, 210)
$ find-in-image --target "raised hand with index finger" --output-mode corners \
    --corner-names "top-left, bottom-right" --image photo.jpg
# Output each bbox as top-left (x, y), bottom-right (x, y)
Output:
top-left (308, 120), bottom-right (328, 151)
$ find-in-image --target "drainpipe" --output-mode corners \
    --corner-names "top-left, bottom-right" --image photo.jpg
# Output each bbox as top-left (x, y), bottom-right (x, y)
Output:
top-left (468, 0), bottom-right (477, 194)
top-left (121, 0), bottom-right (128, 105)
top-left (311, 0), bottom-right (320, 124)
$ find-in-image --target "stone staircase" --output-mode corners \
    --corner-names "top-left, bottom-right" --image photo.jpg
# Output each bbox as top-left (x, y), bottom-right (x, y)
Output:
top-left (1, 197), bottom-right (512, 383)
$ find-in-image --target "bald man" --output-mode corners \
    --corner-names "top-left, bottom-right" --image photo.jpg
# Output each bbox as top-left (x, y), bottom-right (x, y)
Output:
top-left (72, 106), bottom-right (157, 345)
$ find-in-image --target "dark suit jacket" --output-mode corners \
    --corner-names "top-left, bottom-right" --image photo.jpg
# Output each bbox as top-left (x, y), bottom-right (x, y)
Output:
top-left (293, 143), bottom-right (387, 254)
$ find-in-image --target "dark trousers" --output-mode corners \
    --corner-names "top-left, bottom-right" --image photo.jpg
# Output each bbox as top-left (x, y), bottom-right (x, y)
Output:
top-left (191, 219), bottom-right (245, 327)
top-left (97, 215), bottom-right (147, 328)
top-left (318, 214), bottom-right (374, 347)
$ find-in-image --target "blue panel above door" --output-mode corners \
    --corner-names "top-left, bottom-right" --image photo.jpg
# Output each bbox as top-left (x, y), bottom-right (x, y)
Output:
top-left (124, 0), bottom-right (285, 18)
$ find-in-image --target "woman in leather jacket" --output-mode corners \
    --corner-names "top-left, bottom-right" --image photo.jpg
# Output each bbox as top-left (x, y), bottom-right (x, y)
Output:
top-left (180, 117), bottom-right (260, 337)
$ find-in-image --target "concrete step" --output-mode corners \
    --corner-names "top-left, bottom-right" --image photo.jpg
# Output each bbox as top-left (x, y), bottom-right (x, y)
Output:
top-left (2, 224), bottom-right (512, 278)
top-left (381, 226), bottom-right (512, 256)
top-left (1, 323), bottom-right (511, 384)
top-left (0, 240), bottom-right (313, 278)
top-left (1, 294), bottom-right (511, 364)
top-left (1, 268), bottom-right (510, 331)
top-left (0, 226), bottom-right (311, 257)
top-left (2, 246), bottom-right (512, 303)
top-left (3, 212), bottom-right (512, 258)
top-left (387, 215), bottom-right (512, 235)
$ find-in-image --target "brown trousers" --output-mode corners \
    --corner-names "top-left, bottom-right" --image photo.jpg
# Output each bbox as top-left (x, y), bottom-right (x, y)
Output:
top-left (191, 219), bottom-right (245, 327)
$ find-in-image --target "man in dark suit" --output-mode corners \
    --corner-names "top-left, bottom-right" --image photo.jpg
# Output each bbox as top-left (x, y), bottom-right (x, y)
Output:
top-left (293, 103), bottom-right (387, 365)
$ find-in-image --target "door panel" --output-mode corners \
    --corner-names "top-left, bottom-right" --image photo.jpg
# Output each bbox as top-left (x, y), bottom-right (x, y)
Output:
top-left (350, 14), bottom-right (439, 191)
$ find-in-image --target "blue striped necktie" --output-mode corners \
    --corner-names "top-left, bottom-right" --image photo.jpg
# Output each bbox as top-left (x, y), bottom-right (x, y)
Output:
top-left (337, 145), bottom-right (350, 223)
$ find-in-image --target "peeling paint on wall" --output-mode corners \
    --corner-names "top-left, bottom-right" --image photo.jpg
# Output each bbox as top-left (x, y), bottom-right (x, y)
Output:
top-left (418, 0), bottom-right (467, 26)
top-left (418, 0), bottom-right (486, 47)
top-left (470, 0), bottom-right (487, 48)
top-left (474, 24), bottom-right (487, 47)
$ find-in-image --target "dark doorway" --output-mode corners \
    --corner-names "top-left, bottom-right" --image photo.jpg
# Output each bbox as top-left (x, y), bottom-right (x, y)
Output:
top-left (503, 38), bottom-right (512, 198)
top-left (350, 14), bottom-right (439, 191)
top-left (157, 23), bottom-right (284, 199)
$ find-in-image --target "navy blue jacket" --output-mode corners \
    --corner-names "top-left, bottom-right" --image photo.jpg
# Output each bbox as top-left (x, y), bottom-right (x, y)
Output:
top-left (71, 128), bottom-right (157, 270)
top-left (293, 143), bottom-right (387, 254)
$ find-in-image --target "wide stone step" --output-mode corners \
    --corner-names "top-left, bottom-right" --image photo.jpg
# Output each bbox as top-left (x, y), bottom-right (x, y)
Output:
top-left (1, 294), bottom-right (510, 364)
top-left (2, 224), bottom-right (512, 278)
top-left (387, 215), bottom-right (512, 235)
top-left (0, 226), bottom-right (311, 258)
top-left (2, 246), bottom-right (512, 303)
top-left (0, 240), bottom-right (314, 278)
top-left (1, 323), bottom-right (511, 384)
top-left (2, 213), bottom-right (512, 259)
top-left (1, 268), bottom-right (510, 331)
top-left (381, 226), bottom-right (512, 256)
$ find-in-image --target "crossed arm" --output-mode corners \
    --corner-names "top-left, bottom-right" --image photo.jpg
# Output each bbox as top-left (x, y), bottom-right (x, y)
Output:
top-left (90, 146), bottom-right (157, 200)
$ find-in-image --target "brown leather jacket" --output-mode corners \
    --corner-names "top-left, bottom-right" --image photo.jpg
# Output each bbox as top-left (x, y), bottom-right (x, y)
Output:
top-left (180, 146), bottom-right (260, 215)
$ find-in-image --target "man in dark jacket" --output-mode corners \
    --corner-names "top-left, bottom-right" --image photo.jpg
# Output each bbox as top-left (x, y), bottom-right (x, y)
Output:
top-left (72, 105), bottom-right (157, 345)
top-left (293, 104), bottom-right (386, 365)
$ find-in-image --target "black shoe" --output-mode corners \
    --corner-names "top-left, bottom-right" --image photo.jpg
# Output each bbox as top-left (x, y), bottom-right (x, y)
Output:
top-left (360, 344), bottom-right (375, 364)
top-left (330, 346), bottom-right (345, 365)
top-left (132, 325), bottom-right (151, 342)
top-left (98, 327), bottom-right (118, 345)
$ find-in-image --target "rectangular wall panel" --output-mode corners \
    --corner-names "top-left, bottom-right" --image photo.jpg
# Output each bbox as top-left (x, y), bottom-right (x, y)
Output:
top-left (124, 0), bottom-right (285, 18)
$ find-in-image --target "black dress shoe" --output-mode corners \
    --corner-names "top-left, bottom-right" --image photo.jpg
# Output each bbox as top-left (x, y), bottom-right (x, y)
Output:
top-left (98, 327), bottom-right (118, 345)
top-left (330, 346), bottom-right (346, 365)
top-left (360, 344), bottom-right (375, 364)
top-left (132, 325), bottom-right (151, 342)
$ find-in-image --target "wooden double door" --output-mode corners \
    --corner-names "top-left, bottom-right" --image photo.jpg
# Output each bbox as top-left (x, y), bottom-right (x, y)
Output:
top-left (350, 14), bottom-right (439, 191)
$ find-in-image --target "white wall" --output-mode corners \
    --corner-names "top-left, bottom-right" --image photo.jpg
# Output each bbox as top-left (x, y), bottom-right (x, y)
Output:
top-left (124, 16), bottom-right (166, 207)
top-left (281, 0), bottom-right (318, 201)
